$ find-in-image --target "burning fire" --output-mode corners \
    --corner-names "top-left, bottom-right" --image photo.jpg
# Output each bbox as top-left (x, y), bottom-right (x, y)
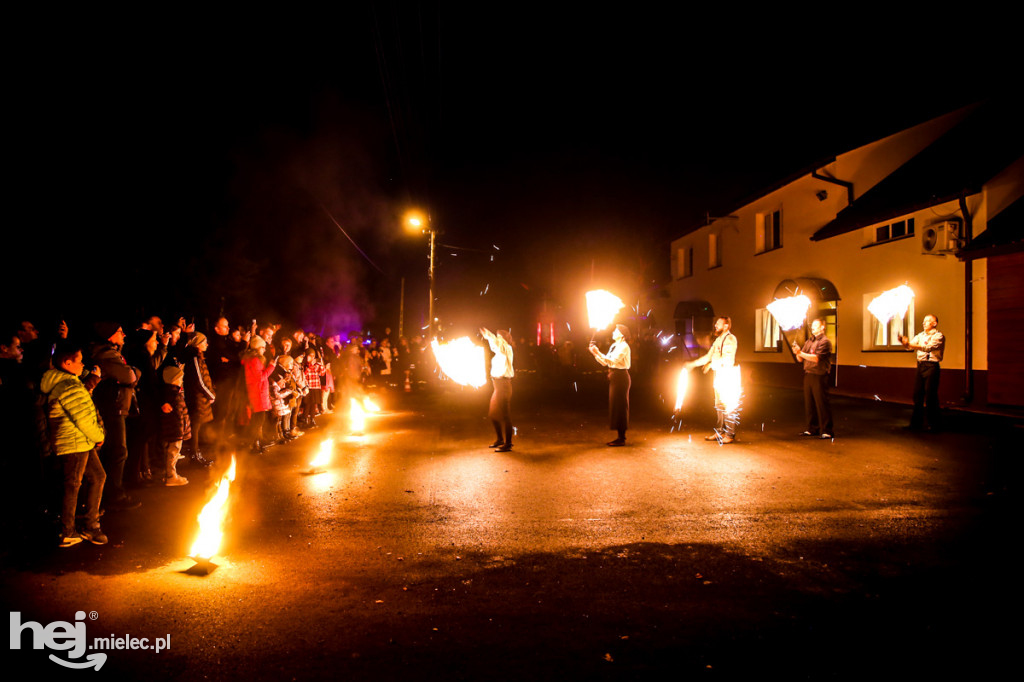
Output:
top-left (586, 289), bottom-right (625, 329)
top-left (310, 437), bottom-right (334, 470)
top-left (868, 285), bottom-right (915, 324)
top-left (713, 365), bottom-right (743, 414)
top-left (673, 367), bottom-right (690, 413)
top-left (362, 396), bottom-right (381, 413)
top-left (350, 398), bottom-right (366, 434)
top-left (189, 455), bottom-right (237, 561)
top-left (430, 337), bottom-right (487, 387)
top-left (766, 294), bottom-right (812, 331)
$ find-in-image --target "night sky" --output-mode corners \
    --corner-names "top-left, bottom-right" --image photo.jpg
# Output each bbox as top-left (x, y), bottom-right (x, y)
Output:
top-left (10, 6), bottom-right (999, 339)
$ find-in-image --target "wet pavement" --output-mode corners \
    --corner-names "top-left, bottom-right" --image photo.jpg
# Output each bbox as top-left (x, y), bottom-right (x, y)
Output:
top-left (3, 372), bottom-right (1018, 679)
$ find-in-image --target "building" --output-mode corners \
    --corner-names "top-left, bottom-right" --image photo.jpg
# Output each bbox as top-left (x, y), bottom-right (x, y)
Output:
top-left (659, 100), bottom-right (1024, 409)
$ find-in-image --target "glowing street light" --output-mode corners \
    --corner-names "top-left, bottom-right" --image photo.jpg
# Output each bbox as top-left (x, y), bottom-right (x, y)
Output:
top-left (404, 209), bottom-right (438, 339)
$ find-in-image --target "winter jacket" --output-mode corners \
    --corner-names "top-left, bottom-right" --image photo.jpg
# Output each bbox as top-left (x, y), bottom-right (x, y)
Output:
top-left (159, 383), bottom-right (192, 442)
top-left (242, 351), bottom-right (274, 413)
top-left (90, 342), bottom-right (139, 416)
top-left (40, 368), bottom-right (105, 455)
top-left (182, 347), bottom-right (216, 425)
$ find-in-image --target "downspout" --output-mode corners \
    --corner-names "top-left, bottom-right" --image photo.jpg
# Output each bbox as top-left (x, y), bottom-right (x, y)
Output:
top-left (811, 170), bottom-right (855, 205)
top-left (958, 194), bottom-right (974, 403)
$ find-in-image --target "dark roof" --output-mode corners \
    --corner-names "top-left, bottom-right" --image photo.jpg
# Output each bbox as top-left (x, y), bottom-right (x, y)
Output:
top-left (958, 195), bottom-right (1024, 261)
top-left (812, 100), bottom-right (1024, 242)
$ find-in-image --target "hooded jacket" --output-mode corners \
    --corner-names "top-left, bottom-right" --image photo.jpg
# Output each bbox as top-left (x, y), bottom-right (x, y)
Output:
top-left (40, 368), bottom-right (105, 455)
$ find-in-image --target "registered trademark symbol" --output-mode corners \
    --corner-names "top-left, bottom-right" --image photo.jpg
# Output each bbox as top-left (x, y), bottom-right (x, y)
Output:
top-left (89, 611), bottom-right (99, 620)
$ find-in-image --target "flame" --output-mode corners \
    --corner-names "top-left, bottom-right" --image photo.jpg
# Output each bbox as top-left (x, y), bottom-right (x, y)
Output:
top-left (362, 396), bottom-right (381, 413)
top-left (673, 367), bottom-right (690, 412)
top-left (189, 456), bottom-right (237, 560)
top-left (586, 289), bottom-right (625, 330)
top-left (766, 294), bottom-right (812, 331)
top-left (350, 398), bottom-right (366, 433)
top-left (430, 337), bottom-right (487, 387)
top-left (868, 285), bottom-right (915, 324)
top-left (713, 365), bottom-right (743, 414)
top-left (310, 437), bottom-right (334, 469)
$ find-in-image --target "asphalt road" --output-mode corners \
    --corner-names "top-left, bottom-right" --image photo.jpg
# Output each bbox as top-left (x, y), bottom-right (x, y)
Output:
top-left (3, 371), bottom-right (1018, 680)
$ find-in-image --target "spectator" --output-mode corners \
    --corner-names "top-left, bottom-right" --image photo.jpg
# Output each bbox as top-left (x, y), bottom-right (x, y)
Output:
top-left (90, 322), bottom-right (141, 511)
top-left (182, 333), bottom-right (216, 467)
top-left (241, 336), bottom-right (277, 453)
top-left (158, 365), bottom-right (190, 486)
top-left (122, 329), bottom-right (161, 487)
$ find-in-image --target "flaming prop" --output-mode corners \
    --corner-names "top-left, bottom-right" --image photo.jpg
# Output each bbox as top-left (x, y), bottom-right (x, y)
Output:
top-left (309, 437), bottom-right (334, 472)
top-left (673, 367), bottom-right (690, 413)
top-left (868, 285), bottom-right (915, 324)
top-left (766, 294), bottom-right (812, 331)
top-left (430, 337), bottom-right (487, 388)
top-left (350, 398), bottom-right (366, 434)
top-left (586, 289), bottom-right (626, 331)
top-left (188, 455), bottom-right (237, 571)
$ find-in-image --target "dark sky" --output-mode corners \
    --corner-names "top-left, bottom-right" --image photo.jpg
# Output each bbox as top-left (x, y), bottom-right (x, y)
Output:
top-left (10, 5), bottom-right (999, 337)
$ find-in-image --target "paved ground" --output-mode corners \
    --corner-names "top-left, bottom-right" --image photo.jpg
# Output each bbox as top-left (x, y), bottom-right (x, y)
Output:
top-left (3, 371), bottom-right (1019, 679)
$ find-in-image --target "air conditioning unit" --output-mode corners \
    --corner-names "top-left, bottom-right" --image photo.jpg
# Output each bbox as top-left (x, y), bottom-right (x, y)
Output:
top-left (921, 221), bottom-right (961, 255)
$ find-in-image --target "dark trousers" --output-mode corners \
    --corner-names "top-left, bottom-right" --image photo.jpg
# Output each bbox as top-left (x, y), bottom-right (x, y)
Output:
top-left (62, 449), bottom-right (106, 535)
top-left (608, 369), bottom-right (630, 433)
top-left (489, 377), bottom-right (513, 444)
top-left (98, 409), bottom-right (128, 501)
top-left (911, 361), bottom-right (941, 428)
top-left (803, 372), bottom-right (833, 435)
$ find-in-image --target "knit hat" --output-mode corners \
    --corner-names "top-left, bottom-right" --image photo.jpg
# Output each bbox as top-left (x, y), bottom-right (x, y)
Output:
top-left (277, 354), bottom-right (294, 370)
top-left (94, 321), bottom-right (123, 342)
top-left (162, 365), bottom-right (184, 387)
top-left (249, 336), bottom-right (266, 351)
top-left (187, 332), bottom-right (207, 348)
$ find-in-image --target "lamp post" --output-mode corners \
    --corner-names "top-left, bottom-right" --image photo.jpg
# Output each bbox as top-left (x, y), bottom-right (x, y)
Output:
top-left (405, 210), bottom-right (438, 339)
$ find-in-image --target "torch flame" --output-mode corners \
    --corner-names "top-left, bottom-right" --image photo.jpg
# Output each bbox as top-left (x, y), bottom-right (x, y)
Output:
top-left (189, 455), bottom-right (237, 561)
top-left (430, 337), bottom-right (487, 387)
top-left (350, 398), bottom-right (366, 434)
top-left (868, 285), bottom-right (915, 324)
top-left (362, 396), bottom-right (381, 413)
top-left (766, 295), bottom-right (812, 331)
top-left (310, 437), bottom-right (334, 469)
top-left (586, 289), bottom-right (626, 330)
top-left (673, 367), bottom-right (690, 413)
top-left (714, 365), bottom-right (743, 414)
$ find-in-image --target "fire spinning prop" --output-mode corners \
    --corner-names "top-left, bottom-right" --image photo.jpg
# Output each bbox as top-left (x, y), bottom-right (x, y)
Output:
top-left (188, 455), bottom-right (237, 573)
top-left (430, 337), bottom-right (487, 387)
top-left (766, 294), bottom-right (812, 331)
top-left (867, 285), bottom-right (915, 324)
top-left (309, 437), bottom-right (334, 473)
top-left (586, 290), bottom-right (626, 341)
top-left (669, 366), bottom-right (690, 433)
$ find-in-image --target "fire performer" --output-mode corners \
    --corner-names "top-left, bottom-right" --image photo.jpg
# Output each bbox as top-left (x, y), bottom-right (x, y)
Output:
top-left (792, 318), bottom-right (833, 439)
top-left (899, 314), bottom-right (944, 431)
top-left (589, 324), bottom-right (631, 446)
top-left (685, 316), bottom-right (739, 444)
top-left (480, 328), bottom-right (515, 452)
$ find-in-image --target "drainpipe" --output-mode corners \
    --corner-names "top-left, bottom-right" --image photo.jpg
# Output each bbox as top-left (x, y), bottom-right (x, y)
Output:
top-left (958, 195), bottom-right (974, 403)
top-left (811, 170), bottom-right (855, 205)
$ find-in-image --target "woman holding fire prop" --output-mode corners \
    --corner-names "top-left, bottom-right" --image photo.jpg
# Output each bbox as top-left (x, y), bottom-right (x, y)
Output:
top-left (589, 324), bottom-right (632, 447)
top-left (480, 328), bottom-right (515, 452)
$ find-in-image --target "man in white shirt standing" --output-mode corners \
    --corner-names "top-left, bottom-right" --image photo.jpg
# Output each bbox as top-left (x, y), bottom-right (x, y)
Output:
top-left (481, 328), bottom-right (515, 452)
top-left (899, 314), bottom-right (945, 431)
top-left (589, 324), bottom-right (632, 446)
top-left (687, 316), bottom-right (739, 444)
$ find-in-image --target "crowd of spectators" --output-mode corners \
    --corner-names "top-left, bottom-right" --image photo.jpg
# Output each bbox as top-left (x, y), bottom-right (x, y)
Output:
top-left (0, 315), bottom-right (436, 549)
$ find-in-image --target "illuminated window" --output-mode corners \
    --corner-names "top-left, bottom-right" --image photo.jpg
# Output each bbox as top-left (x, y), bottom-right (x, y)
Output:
top-left (755, 209), bottom-right (782, 254)
top-left (674, 246), bottom-right (693, 279)
top-left (871, 217), bottom-right (915, 245)
top-left (755, 308), bottom-right (782, 352)
top-left (863, 292), bottom-right (914, 350)
top-left (708, 233), bottom-right (721, 269)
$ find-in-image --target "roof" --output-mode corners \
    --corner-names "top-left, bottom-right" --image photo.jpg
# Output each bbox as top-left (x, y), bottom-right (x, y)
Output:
top-left (958, 195), bottom-right (1024, 261)
top-left (812, 100), bottom-right (1024, 242)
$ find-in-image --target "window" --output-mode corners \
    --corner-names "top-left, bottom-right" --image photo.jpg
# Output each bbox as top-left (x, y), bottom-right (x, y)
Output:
top-left (755, 308), bottom-right (782, 352)
top-left (756, 209), bottom-right (782, 254)
top-left (674, 246), bottom-right (693, 279)
top-left (708, 232), bottom-right (721, 269)
top-left (863, 292), bottom-right (914, 350)
top-left (869, 217), bottom-right (915, 245)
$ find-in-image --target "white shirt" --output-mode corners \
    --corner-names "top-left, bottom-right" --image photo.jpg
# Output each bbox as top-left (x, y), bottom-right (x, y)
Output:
top-left (599, 340), bottom-right (631, 370)
top-left (486, 334), bottom-right (514, 378)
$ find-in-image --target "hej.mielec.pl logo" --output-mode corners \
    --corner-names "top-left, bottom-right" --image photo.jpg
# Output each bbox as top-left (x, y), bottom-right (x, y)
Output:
top-left (11, 610), bottom-right (172, 670)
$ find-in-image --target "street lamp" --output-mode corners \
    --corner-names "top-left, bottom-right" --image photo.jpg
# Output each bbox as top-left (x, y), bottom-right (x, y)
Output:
top-left (404, 210), bottom-right (438, 339)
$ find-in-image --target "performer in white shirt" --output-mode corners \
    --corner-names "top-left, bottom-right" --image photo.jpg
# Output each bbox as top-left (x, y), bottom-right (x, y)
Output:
top-left (589, 324), bottom-right (631, 446)
top-left (481, 328), bottom-right (515, 452)
top-left (899, 314), bottom-right (945, 431)
top-left (686, 316), bottom-right (740, 443)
